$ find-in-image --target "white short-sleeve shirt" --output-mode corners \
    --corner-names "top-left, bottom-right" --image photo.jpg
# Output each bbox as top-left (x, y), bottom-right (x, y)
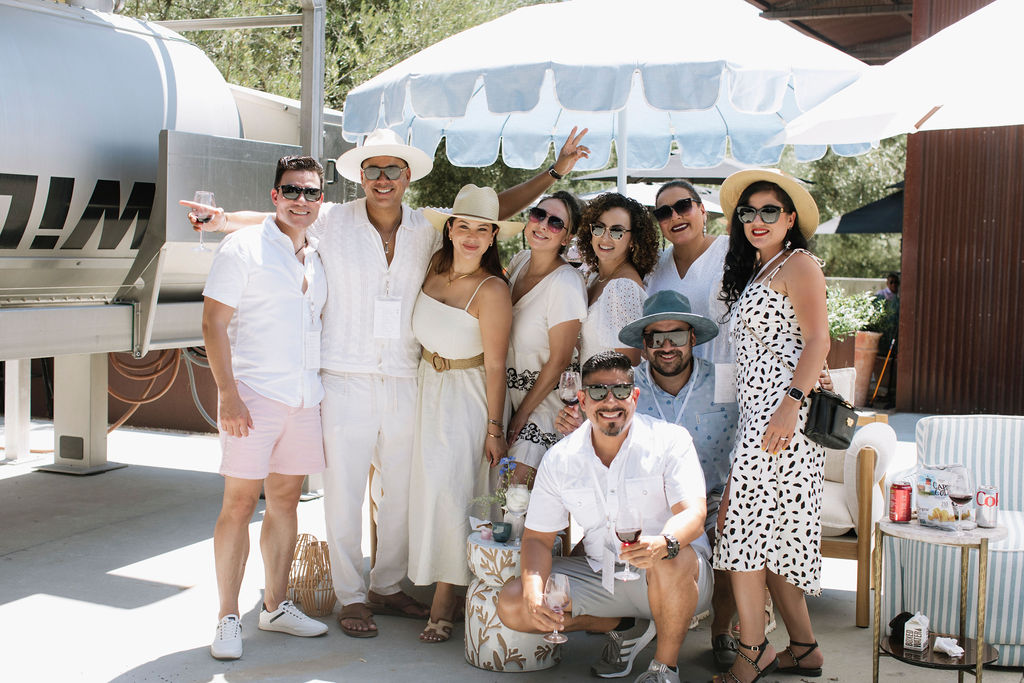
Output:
top-left (310, 198), bottom-right (442, 377)
top-left (203, 217), bottom-right (327, 407)
top-left (526, 412), bottom-right (710, 572)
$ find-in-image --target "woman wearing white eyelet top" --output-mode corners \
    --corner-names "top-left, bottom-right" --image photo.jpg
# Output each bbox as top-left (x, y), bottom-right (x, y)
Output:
top-left (576, 192), bottom-right (660, 367)
top-left (407, 185), bottom-right (521, 644)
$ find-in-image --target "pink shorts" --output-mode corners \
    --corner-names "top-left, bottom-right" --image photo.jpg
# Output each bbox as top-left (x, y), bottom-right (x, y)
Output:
top-left (219, 382), bottom-right (326, 480)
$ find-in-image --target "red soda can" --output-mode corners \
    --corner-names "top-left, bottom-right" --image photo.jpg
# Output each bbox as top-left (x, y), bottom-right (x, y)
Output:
top-left (889, 481), bottom-right (913, 522)
top-left (976, 485), bottom-right (999, 528)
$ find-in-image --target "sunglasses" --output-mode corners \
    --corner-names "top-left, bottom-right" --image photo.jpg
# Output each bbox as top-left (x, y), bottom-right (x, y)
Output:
top-left (527, 206), bottom-right (566, 232)
top-left (642, 329), bottom-right (691, 348)
top-left (582, 383), bottom-right (634, 401)
top-left (361, 165), bottom-right (407, 181)
top-left (591, 224), bottom-right (631, 240)
top-left (736, 205), bottom-right (786, 224)
top-left (652, 197), bottom-right (699, 222)
top-left (276, 184), bottom-right (323, 201)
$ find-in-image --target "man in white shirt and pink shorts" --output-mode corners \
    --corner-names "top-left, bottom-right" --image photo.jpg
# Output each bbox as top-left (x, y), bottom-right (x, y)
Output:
top-left (202, 155), bottom-right (331, 660)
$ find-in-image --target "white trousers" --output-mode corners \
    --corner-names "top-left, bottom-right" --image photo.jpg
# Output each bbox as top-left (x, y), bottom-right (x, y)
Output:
top-left (320, 371), bottom-right (416, 606)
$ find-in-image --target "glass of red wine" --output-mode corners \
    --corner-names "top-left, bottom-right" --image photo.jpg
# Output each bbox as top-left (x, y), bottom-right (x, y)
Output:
top-left (192, 190), bottom-right (215, 251)
top-left (614, 506), bottom-right (642, 581)
top-left (947, 468), bottom-right (975, 538)
top-left (558, 370), bottom-right (581, 407)
top-left (543, 573), bottom-right (571, 644)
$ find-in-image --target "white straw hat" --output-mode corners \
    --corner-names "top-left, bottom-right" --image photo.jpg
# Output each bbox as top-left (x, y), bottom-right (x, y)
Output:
top-left (337, 128), bottom-right (433, 183)
top-left (423, 184), bottom-right (525, 241)
top-left (719, 168), bottom-right (819, 238)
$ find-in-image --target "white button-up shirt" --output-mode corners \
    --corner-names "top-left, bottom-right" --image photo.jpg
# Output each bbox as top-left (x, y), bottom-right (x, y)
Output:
top-left (527, 413), bottom-right (710, 573)
top-left (310, 199), bottom-right (441, 377)
top-left (203, 217), bottom-right (327, 408)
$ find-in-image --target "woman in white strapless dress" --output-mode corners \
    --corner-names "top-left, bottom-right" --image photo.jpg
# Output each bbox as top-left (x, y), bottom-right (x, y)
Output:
top-left (408, 185), bottom-right (522, 643)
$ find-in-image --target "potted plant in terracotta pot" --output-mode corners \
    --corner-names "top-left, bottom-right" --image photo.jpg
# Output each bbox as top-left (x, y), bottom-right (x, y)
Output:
top-left (825, 287), bottom-right (885, 405)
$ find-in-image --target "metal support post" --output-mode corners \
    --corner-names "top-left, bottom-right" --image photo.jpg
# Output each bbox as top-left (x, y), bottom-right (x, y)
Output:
top-left (37, 353), bottom-right (125, 475)
top-left (299, 0), bottom-right (326, 161)
top-left (2, 359), bottom-right (31, 462)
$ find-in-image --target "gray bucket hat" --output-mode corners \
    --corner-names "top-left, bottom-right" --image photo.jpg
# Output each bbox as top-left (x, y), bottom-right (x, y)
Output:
top-left (618, 290), bottom-right (719, 349)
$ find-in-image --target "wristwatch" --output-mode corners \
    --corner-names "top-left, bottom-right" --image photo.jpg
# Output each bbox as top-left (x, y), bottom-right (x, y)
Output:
top-left (786, 386), bottom-right (806, 403)
top-left (662, 534), bottom-right (680, 560)
top-left (547, 164), bottom-right (564, 180)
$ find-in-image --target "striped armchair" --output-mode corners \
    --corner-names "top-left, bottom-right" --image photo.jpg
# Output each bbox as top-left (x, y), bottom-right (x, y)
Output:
top-left (881, 415), bottom-right (1024, 666)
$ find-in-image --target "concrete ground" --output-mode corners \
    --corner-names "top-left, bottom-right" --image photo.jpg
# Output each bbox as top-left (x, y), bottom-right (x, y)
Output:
top-left (1, 416), bottom-right (1021, 683)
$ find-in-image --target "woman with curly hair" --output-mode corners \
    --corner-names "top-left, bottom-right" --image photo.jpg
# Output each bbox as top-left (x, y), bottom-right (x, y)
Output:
top-left (504, 191), bottom-right (588, 481)
top-left (577, 192), bottom-right (659, 366)
top-left (712, 169), bottom-right (829, 683)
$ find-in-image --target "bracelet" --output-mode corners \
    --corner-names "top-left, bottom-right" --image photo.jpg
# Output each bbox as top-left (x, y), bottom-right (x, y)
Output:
top-left (547, 165), bottom-right (563, 180)
top-left (488, 418), bottom-right (503, 427)
top-left (487, 433), bottom-right (503, 439)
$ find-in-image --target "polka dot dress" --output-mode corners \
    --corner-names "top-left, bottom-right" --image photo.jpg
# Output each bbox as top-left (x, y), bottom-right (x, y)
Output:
top-left (713, 278), bottom-right (826, 596)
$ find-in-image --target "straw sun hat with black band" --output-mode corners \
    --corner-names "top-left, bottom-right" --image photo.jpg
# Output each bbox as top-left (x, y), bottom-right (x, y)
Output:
top-left (719, 168), bottom-right (819, 239)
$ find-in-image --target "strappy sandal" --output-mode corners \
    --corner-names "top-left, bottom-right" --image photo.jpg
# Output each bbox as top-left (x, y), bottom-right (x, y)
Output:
top-left (366, 590), bottom-right (430, 620)
top-left (712, 638), bottom-right (779, 683)
top-left (777, 640), bottom-right (822, 677)
top-left (418, 618), bottom-right (454, 643)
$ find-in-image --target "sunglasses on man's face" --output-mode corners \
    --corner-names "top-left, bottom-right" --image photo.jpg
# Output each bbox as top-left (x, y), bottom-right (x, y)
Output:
top-left (276, 185), bottom-right (323, 201)
top-left (642, 329), bottom-right (691, 348)
top-left (591, 224), bottom-right (631, 240)
top-left (582, 383), bottom-right (634, 401)
top-left (736, 205), bottom-right (786, 224)
top-left (652, 197), bottom-right (698, 222)
top-left (361, 165), bottom-right (407, 181)
top-left (527, 206), bottom-right (566, 232)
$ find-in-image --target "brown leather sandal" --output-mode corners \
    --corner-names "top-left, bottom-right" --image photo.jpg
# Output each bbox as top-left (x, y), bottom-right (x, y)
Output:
top-left (337, 602), bottom-right (378, 638)
top-left (418, 618), bottom-right (454, 643)
top-left (366, 590), bottom-right (430, 619)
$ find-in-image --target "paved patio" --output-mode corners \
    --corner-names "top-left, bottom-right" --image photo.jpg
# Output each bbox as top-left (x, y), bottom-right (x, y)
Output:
top-left (0, 417), bottom-right (1021, 682)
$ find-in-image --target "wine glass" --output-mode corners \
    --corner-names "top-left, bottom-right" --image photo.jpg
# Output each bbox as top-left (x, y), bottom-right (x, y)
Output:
top-left (947, 468), bottom-right (975, 538)
top-left (614, 506), bottom-right (642, 581)
top-left (504, 484), bottom-right (530, 547)
top-left (543, 573), bottom-right (571, 644)
top-left (192, 190), bottom-right (216, 251)
top-left (558, 370), bottom-right (581, 419)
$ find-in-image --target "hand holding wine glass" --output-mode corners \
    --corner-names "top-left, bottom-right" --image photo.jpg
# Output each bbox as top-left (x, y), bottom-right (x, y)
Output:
top-left (557, 370), bottom-right (582, 432)
top-left (947, 468), bottom-right (975, 538)
top-left (543, 573), bottom-right (571, 644)
top-left (191, 190), bottom-right (216, 251)
top-left (614, 506), bottom-right (642, 581)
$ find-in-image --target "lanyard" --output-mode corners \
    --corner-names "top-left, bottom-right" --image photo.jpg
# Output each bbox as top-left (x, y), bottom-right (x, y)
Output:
top-left (648, 363), bottom-right (697, 427)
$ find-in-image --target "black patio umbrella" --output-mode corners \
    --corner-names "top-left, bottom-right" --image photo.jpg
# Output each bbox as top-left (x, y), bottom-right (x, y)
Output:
top-left (817, 183), bottom-right (904, 234)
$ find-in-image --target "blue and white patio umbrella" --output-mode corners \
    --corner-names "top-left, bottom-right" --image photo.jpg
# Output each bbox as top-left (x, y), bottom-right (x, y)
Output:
top-left (342, 0), bottom-right (873, 190)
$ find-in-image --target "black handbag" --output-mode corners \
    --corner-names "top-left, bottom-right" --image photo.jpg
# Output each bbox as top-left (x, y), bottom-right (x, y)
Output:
top-left (741, 316), bottom-right (856, 450)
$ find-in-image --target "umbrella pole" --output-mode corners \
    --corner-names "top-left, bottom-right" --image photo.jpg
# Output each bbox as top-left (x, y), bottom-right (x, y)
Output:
top-left (616, 109), bottom-right (628, 194)
top-left (870, 338), bottom-right (896, 405)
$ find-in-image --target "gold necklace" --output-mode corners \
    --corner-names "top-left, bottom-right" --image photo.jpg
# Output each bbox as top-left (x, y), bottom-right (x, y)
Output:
top-left (596, 263), bottom-right (623, 284)
top-left (447, 266), bottom-right (480, 286)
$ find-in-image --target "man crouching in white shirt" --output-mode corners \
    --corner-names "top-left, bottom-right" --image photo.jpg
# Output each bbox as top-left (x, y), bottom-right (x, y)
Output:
top-left (497, 351), bottom-right (713, 683)
top-left (202, 156), bottom-right (330, 660)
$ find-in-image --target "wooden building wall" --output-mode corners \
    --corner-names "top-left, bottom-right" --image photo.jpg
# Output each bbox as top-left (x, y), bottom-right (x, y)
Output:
top-left (898, 0), bottom-right (1024, 413)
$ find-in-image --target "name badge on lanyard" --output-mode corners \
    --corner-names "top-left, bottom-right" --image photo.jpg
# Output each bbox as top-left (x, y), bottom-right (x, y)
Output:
top-left (373, 296), bottom-right (402, 340)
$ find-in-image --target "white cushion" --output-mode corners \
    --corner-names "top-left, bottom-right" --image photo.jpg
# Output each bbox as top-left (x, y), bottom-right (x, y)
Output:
top-left (824, 448), bottom-right (846, 482)
top-left (821, 480), bottom-right (853, 536)
top-left (843, 423), bottom-right (898, 527)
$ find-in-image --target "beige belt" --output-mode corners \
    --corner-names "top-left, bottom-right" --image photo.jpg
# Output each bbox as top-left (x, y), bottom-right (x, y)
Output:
top-left (422, 348), bottom-right (485, 372)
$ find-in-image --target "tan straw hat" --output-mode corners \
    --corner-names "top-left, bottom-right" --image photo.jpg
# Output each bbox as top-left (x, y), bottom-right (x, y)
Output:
top-left (719, 168), bottom-right (819, 238)
top-left (337, 128), bottom-right (433, 183)
top-left (423, 184), bottom-right (525, 241)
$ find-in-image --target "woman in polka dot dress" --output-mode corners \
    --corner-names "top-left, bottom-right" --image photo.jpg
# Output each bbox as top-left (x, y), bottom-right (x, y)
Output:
top-left (712, 169), bottom-right (830, 683)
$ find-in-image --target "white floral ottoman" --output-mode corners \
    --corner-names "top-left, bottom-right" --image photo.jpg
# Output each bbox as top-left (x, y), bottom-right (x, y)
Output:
top-left (465, 531), bottom-right (561, 672)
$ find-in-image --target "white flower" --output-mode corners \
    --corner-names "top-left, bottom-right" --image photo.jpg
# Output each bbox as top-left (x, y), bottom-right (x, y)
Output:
top-left (504, 484), bottom-right (530, 512)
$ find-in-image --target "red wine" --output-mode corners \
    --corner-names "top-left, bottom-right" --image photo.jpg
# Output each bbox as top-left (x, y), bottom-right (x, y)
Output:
top-left (561, 397), bottom-right (579, 407)
top-left (616, 528), bottom-right (641, 544)
top-left (949, 494), bottom-right (973, 506)
top-left (195, 215), bottom-right (212, 223)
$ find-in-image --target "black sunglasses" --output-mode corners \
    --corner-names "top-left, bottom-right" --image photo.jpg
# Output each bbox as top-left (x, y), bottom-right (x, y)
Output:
top-left (527, 206), bottom-right (566, 232)
top-left (582, 383), bottom-right (634, 401)
top-left (276, 184), bottom-right (323, 201)
top-left (642, 329), bottom-right (691, 348)
top-left (736, 205), bottom-right (786, 224)
top-left (652, 197), bottom-right (699, 222)
top-left (591, 224), bottom-right (631, 240)
top-left (362, 164), bottom-right (407, 181)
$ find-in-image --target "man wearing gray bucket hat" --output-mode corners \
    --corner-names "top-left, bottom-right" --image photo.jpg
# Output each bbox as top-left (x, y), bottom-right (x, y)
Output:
top-left (184, 126), bottom-right (590, 638)
top-left (556, 290), bottom-right (741, 672)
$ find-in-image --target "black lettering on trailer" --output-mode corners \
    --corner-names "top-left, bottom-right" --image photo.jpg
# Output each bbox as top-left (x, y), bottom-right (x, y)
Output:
top-left (0, 173), bottom-right (38, 249)
top-left (61, 179), bottom-right (156, 250)
top-left (31, 177), bottom-right (75, 249)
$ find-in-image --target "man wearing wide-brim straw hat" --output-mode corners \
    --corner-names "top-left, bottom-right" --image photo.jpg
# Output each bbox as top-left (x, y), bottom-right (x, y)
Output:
top-left (183, 126), bottom-right (590, 638)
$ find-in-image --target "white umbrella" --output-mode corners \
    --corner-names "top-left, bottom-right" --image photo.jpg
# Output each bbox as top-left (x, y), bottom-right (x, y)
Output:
top-left (342, 0), bottom-right (870, 192)
top-left (778, 0), bottom-right (1024, 146)
top-left (575, 155), bottom-right (754, 183)
top-left (579, 183), bottom-right (722, 214)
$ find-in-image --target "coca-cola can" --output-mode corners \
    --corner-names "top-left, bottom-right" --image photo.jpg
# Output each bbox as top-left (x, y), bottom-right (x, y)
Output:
top-left (889, 481), bottom-right (913, 522)
top-left (976, 485), bottom-right (999, 528)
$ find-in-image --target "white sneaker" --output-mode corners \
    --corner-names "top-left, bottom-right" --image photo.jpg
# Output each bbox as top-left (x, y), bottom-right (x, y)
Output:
top-left (258, 600), bottom-right (328, 637)
top-left (633, 659), bottom-right (680, 683)
top-left (210, 614), bottom-right (243, 660)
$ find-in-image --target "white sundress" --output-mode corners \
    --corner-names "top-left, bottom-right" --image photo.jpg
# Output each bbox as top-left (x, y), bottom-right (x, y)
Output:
top-left (578, 275), bottom-right (646, 366)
